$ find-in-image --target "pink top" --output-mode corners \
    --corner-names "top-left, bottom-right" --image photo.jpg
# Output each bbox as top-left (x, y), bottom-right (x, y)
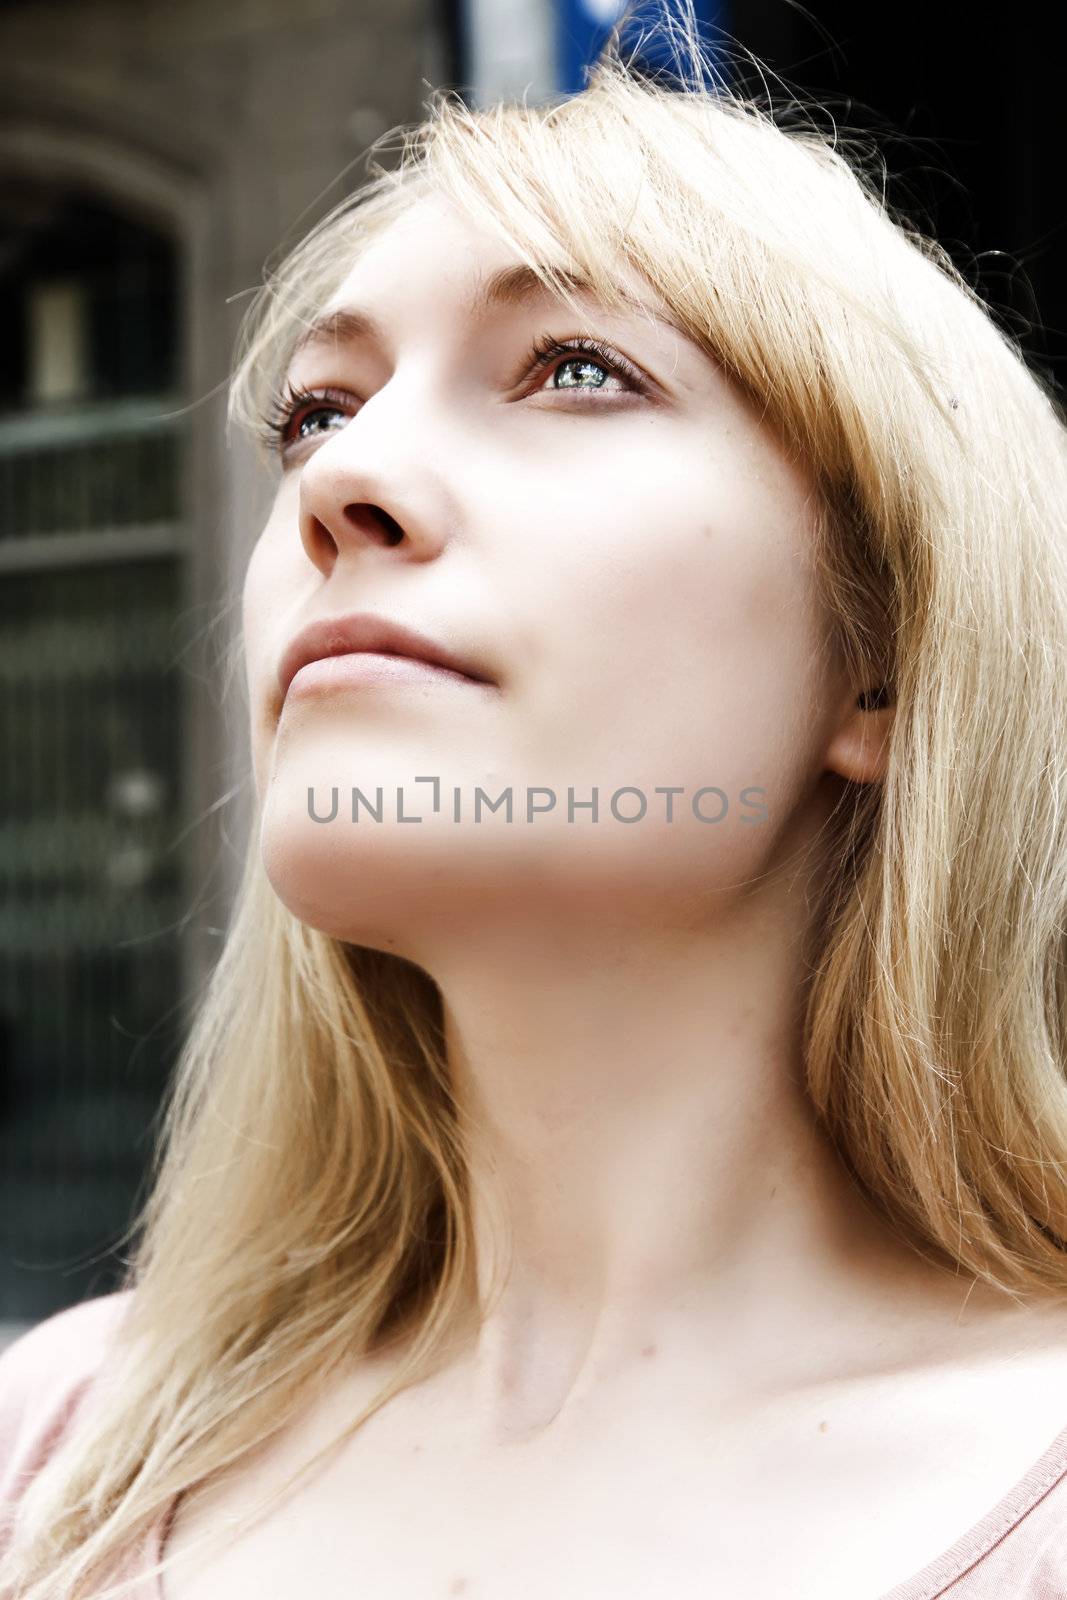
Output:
top-left (3, 1292), bottom-right (1067, 1597)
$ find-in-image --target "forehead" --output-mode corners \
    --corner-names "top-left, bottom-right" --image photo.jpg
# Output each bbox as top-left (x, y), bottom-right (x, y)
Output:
top-left (290, 193), bottom-right (680, 363)
top-left (336, 194), bottom-right (533, 296)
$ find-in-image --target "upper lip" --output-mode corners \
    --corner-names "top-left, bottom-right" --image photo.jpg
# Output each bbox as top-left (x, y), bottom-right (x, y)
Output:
top-left (277, 611), bottom-right (496, 703)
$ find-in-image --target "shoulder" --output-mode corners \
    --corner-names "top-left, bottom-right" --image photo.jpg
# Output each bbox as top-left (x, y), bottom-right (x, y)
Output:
top-left (0, 1291), bottom-right (134, 1542)
top-left (0, 1291), bottom-right (134, 1422)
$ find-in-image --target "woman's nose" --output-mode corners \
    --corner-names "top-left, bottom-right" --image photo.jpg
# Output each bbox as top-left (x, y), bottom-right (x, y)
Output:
top-left (296, 387), bottom-right (452, 575)
top-left (300, 497), bottom-right (406, 572)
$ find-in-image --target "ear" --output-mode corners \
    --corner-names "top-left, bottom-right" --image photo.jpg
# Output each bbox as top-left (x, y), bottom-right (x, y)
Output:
top-left (823, 683), bottom-right (895, 784)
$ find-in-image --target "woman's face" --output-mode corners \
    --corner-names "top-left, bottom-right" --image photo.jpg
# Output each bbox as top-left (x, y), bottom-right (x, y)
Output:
top-left (243, 192), bottom-right (854, 959)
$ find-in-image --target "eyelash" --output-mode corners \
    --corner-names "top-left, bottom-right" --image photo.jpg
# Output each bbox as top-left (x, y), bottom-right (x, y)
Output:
top-left (253, 333), bottom-right (650, 458)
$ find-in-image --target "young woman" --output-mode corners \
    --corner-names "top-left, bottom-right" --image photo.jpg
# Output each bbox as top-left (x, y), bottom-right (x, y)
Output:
top-left (3, 9), bottom-right (1067, 1599)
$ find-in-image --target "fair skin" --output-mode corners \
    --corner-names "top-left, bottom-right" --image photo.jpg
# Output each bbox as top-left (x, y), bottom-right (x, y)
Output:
top-left (165, 194), bottom-right (1067, 1599)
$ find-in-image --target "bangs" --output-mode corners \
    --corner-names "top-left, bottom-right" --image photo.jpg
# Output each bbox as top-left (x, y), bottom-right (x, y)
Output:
top-left (229, 63), bottom-right (968, 513)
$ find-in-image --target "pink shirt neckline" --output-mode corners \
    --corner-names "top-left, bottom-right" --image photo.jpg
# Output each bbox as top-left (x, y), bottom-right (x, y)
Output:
top-left (879, 1412), bottom-right (1067, 1598)
top-left (142, 1415), bottom-right (1067, 1600)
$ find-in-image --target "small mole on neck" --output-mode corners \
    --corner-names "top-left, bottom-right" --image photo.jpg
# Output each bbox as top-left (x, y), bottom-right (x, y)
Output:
top-left (448, 1579), bottom-right (469, 1595)
top-left (640, 1343), bottom-right (658, 1359)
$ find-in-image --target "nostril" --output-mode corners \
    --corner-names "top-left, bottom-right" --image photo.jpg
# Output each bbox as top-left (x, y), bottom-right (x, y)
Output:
top-left (380, 511), bottom-right (405, 547)
top-left (345, 503), bottom-right (405, 546)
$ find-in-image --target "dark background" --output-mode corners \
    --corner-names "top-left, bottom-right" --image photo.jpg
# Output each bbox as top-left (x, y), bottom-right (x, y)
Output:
top-left (731, 3), bottom-right (1063, 397)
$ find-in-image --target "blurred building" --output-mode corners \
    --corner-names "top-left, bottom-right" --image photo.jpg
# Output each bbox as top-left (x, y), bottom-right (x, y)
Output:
top-left (0, 0), bottom-right (454, 1331)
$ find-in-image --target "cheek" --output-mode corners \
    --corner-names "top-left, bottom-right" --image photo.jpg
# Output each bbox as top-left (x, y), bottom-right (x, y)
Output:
top-left (242, 482), bottom-right (309, 643)
top-left (513, 456), bottom-right (830, 833)
top-left (241, 535), bottom-right (275, 674)
top-left (241, 524), bottom-right (312, 794)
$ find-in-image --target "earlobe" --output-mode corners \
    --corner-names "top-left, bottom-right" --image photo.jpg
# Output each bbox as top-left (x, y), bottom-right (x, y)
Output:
top-left (825, 685), bottom-right (895, 784)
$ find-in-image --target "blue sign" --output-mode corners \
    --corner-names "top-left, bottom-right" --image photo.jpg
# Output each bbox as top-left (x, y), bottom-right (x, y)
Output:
top-left (556, 0), bottom-right (726, 96)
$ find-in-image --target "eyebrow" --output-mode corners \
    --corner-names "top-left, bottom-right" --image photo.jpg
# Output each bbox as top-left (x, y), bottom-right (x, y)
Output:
top-left (288, 263), bottom-right (674, 360)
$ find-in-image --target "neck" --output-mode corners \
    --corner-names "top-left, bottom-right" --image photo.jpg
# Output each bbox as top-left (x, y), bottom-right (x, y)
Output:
top-left (405, 864), bottom-right (976, 1441)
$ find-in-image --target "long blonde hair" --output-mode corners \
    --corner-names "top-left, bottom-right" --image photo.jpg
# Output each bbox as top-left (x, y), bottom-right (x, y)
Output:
top-left (5, 5), bottom-right (1067, 1594)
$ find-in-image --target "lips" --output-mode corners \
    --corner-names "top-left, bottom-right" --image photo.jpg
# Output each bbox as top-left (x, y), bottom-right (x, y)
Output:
top-left (276, 611), bottom-right (496, 705)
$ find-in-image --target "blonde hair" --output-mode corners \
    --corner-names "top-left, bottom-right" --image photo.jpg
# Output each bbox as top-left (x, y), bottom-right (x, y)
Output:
top-left (5, 5), bottom-right (1067, 1594)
